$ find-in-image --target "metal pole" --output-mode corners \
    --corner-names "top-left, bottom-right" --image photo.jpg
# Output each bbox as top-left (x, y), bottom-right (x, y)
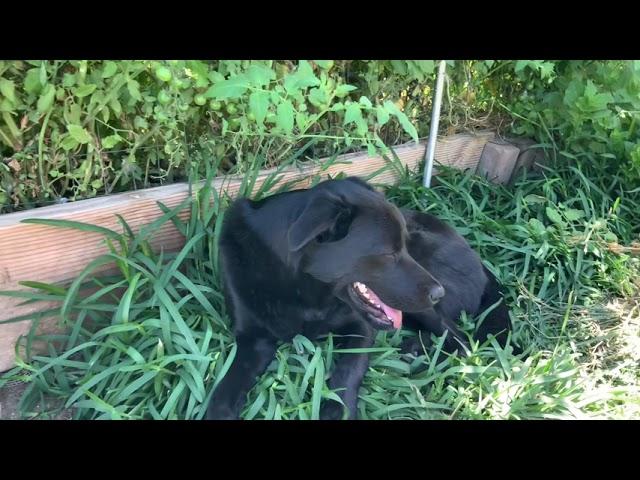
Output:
top-left (422, 60), bottom-right (447, 188)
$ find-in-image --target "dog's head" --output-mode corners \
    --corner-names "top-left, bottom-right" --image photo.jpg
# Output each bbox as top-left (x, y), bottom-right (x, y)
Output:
top-left (287, 177), bottom-right (444, 330)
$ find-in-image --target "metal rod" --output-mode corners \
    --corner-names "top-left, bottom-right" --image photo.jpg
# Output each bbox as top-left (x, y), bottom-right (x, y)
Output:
top-left (422, 60), bottom-right (447, 188)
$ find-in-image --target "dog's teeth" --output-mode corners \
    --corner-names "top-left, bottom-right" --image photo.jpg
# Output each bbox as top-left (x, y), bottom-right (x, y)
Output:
top-left (375, 304), bottom-right (381, 308)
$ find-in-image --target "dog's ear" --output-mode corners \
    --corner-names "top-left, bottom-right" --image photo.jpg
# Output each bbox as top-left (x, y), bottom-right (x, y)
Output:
top-left (288, 193), bottom-right (350, 252)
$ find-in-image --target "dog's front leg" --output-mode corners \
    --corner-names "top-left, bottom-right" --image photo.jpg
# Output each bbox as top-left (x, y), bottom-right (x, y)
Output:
top-left (320, 321), bottom-right (374, 420)
top-left (206, 332), bottom-right (277, 420)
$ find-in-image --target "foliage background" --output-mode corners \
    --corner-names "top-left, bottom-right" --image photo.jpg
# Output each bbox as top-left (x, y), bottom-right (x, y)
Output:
top-left (2, 60), bottom-right (638, 219)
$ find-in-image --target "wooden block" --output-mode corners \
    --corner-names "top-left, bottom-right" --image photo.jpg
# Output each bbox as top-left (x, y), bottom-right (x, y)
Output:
top-left (506, 137), bottom-right (547, 183)
top-left (476, 140), bottom-right (520, 184)
top-left (0, 132), bottom-right (495, 371)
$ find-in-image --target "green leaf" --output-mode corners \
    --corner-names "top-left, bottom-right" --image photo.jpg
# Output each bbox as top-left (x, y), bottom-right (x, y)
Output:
top-left (102, 61), bottom-right (118, 78)
top-left (67, 124), bottom-right (92, 145)
top-left (384, 100), bottom-right (418, 143)
top-left (101, 105), bottom-right (110, 123)
top-left (60, 135), bottom-right (79, 151)
top-left (102, 134), bottom-right (123, 149)
top-left (204, 75), bottom-right (249, 100)
top-left (539, 62), bottom-right (555, 79)
top-left (154, 286), bottom-right (200, 355)
top-left (208, 70), bottom-right (224, 83)
top-left (584, 81), bottom-right (597, 100)
top-left (19, 281), bottom-right (67, 296)
top-left (0, 99), bottom-right (12, 112)
top-left (134, 116), bottom-right (148, 130)
top-left (523, 194), bottom-right (547, 205)
top-left (0, 79), bottom-right (16, 104)
top-left (335, 84), bottom-right (357, 98)
top-left (576, 80), bottom-right (614, 113)
top-left (359, 96), bottom-right (372, 108)
top-left (528, 218), bottom-right (547, 236)
top-left (514, 60), bottom-right (528, 73)
top-left (604, 232), bottom-right (618, 243)
top-left (295, 111), bottom-right (307, 131)
top-left (344, 103), bottom-right (368, 137)
top-left (563, 80), bottom-right (583, 106)
top-left (109, 98), bottom-right (122, 116)
top-left (546, 206), bottom-right (564, 224)
top-left (314, 60), bottom-right (333, 69)
top-left (37, 84), bottom-right (56, 113)
top-left (397, 113), bottom-right (418, 142)
top-left (294, 60), bottom-right (320, 89)
top-left (39, 62), bottom-right (48, 87)
top-left (187, 60), bottom-right (210, 88)
top-left (415, 60), bottom-right (435, 75)
top-left (24, 68), bottom-right (42, 94)
top-left (62, 73), bottom-right (76, 88)
top-left (308, 87), bottom-right (328, 108)
top-left (390, 60), bottom-right (408, 75)
top-left (114, 371), bottom-right (157, 404)
top-left (310, 348), bottom-right (325, 419)
top-left (245, 65), bottom-right (275, 87)
top-left (74, 84), bottom-right (97, 98)
top-left (590, 93), bottom-right (614, 111)
top-left (276, 100), bottom-right (294, 135)
top-left (249, 91), bottom-right (269, 126)
top-left (127, 80), bottom-right (142, 102)
top-left (376, 105), bottom-right (390, 126)
top-left (344, 103), bottom-right (363, 126)
top-left (160, 381), bottom-right (186, 419)
top-left (20, 218), bottom-right (121, 239)
top-left (564, 208), bottom-right (585, 221)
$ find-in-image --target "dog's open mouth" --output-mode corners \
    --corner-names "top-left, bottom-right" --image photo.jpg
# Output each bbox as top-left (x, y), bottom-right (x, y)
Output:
top-left (350, 282), bottom-right (402, 330)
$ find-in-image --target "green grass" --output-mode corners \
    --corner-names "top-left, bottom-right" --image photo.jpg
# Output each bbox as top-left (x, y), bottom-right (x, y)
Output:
top-left (1, 151), bottom-right (639, 420)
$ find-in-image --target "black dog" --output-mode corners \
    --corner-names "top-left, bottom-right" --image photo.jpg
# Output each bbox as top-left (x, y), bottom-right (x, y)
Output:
top-left (206, 177), bottom-right (514, 420)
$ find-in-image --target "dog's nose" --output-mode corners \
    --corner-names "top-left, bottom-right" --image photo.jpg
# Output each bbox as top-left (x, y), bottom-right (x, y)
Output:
top-left (429, 284), bottom-right (445, 304)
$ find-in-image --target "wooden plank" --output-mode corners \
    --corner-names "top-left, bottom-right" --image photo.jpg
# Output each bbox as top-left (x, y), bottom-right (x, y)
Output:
top-left (0, 131), bottom-right (494, 371)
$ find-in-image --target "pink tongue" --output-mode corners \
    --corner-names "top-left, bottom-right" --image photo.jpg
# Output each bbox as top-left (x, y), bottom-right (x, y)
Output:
top-left (365, 288), bottom-right (403, 329)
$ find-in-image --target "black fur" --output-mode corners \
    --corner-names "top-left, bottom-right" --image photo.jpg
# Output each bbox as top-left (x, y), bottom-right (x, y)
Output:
top-left (206, 177), bottom-right (515, 420)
